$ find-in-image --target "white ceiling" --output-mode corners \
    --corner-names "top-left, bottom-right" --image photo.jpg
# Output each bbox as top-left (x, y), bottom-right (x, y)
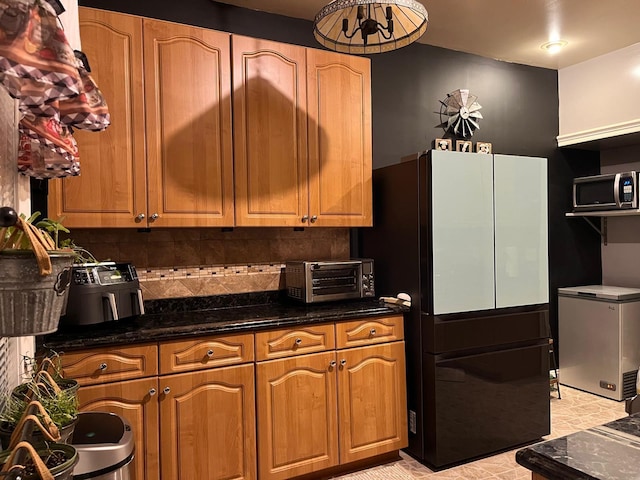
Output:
top-left (214, 0), bottom-right (640, 69)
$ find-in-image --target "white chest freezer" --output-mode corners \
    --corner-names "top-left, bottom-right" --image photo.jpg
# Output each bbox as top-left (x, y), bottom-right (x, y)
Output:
top-left (558, 285), bottom-right (640, 401)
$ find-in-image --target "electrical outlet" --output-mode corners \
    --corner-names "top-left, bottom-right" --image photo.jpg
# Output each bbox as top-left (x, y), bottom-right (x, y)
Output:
top-left (409, 409), bottom-right (417, 434)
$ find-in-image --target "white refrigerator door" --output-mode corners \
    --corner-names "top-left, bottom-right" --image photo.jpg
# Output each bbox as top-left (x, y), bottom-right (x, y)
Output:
top-left (494, 155), bottom-right (549, 308)
top-left (431, 150), bottom-right (495, 314)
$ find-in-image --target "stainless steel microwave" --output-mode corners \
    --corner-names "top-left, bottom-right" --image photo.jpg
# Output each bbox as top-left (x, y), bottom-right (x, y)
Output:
top-left (573, 172), bottom-right (638, 212)
top-left (285, 260), bottom-right (375, 303)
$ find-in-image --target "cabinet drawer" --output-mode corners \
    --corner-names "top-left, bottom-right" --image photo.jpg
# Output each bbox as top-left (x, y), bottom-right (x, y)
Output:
top-left (61, 344), bottom-right (158, 386)
top-left (255, 324), bottom-right (335, 361)
top-left (336, 315), bottom-right (404, 349)
top-left (159, 333), bottom-right (254, 374)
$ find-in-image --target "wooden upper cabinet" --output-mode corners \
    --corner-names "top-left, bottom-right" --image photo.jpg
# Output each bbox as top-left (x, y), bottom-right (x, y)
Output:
top-left (232, 35), bottom-right (309, 227)
top-left (48, 8), bottom-right (147, 228)
top-left (307, 50), bottom-right (372, 227)
top-left (233, 37), bottom-right (372, 227)
top-left (49, 9), bottom-right (234, 228)
top-left (143, 20), bottom-right (234, 227)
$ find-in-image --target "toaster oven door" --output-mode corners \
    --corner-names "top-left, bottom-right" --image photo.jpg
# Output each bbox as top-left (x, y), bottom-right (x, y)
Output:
top-left (309, 262), bottom-right (362, 302)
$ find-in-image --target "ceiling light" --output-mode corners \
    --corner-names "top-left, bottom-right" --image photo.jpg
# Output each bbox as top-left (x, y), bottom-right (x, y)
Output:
top-left (313, 0), bottom-right (428, 54)
top-left (540, 40), bottom-right (568, 54)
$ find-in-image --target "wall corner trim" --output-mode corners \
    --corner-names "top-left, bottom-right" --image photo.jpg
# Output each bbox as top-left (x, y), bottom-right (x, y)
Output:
top-left (557, 119), bottom-right (640, 147)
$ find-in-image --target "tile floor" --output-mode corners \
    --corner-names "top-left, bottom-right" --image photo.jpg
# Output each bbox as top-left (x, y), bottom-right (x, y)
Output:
top-left (332, 386), bottom-right (628, 480)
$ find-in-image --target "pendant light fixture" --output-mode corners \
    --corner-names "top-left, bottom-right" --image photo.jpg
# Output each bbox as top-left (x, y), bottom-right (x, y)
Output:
top-left (313, 0), bottom-right (428, 54)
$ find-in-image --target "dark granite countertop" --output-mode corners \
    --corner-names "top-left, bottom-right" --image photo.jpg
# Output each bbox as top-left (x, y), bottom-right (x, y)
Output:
top-left (516, 414), bottom-right (640, 480)
top-left (40, 291), bottom-right (408, 351)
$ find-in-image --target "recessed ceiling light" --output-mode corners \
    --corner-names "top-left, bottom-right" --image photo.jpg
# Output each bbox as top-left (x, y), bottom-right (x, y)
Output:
top-left (541, 40), bottom-right (568, 54)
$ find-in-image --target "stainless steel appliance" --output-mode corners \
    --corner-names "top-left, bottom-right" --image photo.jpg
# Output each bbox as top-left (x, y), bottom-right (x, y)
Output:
top-left (61, 262), bottom-right (144, 326)
top-left (558, 285), bottom-right (640, 401)
top-left (573, 171), bottom-right (638, 212)
top-left (72, 412), bottom-right (134, 480)
top-left (360, 150), bottom-right (550, 467)
top-left (285, 259), bottom-right (375, 303)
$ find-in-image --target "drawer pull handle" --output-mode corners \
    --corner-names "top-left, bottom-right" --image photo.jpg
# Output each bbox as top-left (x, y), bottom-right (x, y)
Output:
top-left (206, 349), bottom-right (214, 358)
top-left (329, 360), bottom-right (337, 368)
top-left (99, 363), bottom-right (108, 371)
top-left (295, 338), bottom-right (302, 346)
top-left (149, 388), bottom-right (157, 396)
top-left (301, 215), bottom-right (309, 223)
top-left (370, 328), bottom-right (376, 336)
top-left (340, 359), bottom-right (347, 366)
top-left (163, 387), bottom-right (171, 395)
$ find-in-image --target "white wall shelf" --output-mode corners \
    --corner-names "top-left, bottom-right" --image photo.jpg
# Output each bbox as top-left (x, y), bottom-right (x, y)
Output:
top-left (566, 210), bottom-right (640, 217)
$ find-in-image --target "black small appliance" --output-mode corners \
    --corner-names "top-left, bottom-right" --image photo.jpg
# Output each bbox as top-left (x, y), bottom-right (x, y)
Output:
top-left (61, 262), bottom-right (144, 327)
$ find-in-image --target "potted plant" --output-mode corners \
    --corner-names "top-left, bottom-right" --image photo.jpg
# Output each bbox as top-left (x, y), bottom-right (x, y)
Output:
top-left (0, 207), bottom-right (75, 337)
top-left (1, 355), bottom-right (79, 449)
top-left (0, 440), bottom-right (78, 480)
top-left (0, 385), bottom-right (79, 448)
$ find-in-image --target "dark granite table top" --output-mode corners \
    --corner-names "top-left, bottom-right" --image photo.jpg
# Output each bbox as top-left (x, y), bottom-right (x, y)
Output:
top-left (516, 414), bottom-right (640, 480)
top-left (40, 291), bottom-right (408, 351)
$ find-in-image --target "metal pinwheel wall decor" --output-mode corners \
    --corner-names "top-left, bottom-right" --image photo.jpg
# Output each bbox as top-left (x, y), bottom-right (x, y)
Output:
top-left (439, 89), bottom-right (483, 138)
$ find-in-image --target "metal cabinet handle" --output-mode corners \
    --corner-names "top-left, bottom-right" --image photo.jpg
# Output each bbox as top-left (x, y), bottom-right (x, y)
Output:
top-left (370, 328), bottom-right (376, 336)
top-left (329, 360), bottom-right (337, 368)
top-left (206, 349), bottom-right (214, 358)
top-left (150, 213), bottom-right (159, 221)
top-left (295, 338), bottom-right (302, 346)
top-left (163, 387), bottom-right (171, 395)
top-left (310, 215), bottom-right (318, 223)
top-left (149, 388), bottom-right (157, 396)
top-left (301, 215), bottom-right (309, 223)
top-left (135, 213), bottom-right (145, 221)
top-left (340, 359), bottom-right (347, 366)
top-left (99, 363), bottom-right (108, 371)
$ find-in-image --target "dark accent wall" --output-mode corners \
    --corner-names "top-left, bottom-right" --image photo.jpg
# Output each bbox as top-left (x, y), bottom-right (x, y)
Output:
top-left (77, 0), bottom-right (601, 355)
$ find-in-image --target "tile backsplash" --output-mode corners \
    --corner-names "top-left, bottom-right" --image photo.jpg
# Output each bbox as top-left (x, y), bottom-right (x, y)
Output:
top-left (69, 227), bottom-right (350, 300)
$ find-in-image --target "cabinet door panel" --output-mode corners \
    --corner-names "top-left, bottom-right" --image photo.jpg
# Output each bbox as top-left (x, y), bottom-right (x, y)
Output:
top-left (233, 36), bottom-right (308, 226)
top-left (336, 315), bottom-right (404, 349)
top-left (60, 344), bottom-right (158, 386)
top-left (159, 333), bottom-right (254, 374)
top-left (431, 150), bottom-right (495, 314)
top-left (307, 50), bottom-right (372, 227)
top-left (337, 342), bottom-right (408, 463)
top-left (160, 365), bottom-right (256, 480)
top-left (78, 377), bottom-right (159, 480)
top-left (144, 20), bottom-right (234, 227)
top-left (256, 351), bottom-right (338, 480)
top-left (48, 8), bottom-right (146, 227)
top-left (255, 324), bottom-right (335, 361)
top-left (494, 155), bottom-right (548, 307)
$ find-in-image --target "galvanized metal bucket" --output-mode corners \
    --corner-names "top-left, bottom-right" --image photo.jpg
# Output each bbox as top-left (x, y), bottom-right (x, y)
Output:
top-left (0, 251), bottom-right (74, 336)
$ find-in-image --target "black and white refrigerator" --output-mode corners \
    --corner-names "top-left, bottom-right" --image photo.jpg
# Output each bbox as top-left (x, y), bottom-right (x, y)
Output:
top-left (360, 149), bottom-right (550, 467)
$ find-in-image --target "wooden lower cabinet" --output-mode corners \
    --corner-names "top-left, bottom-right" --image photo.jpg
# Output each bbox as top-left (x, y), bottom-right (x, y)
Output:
top-left (77, 377), bottom-right (160, 480)
top-left (76, 363), bottom-right (255, 480)
top-left (338, 342), bottom-right (408, 464)
top-left (256, 351), bottom-right (339, 480)
top-left (256, 342), bottom-right (408, 480)
top-left (159, 364), bottom-right (256, 480)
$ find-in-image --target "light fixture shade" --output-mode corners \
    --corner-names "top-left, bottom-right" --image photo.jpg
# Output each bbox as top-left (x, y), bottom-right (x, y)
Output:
top-left (313, 0), bottom-right (428, 54)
